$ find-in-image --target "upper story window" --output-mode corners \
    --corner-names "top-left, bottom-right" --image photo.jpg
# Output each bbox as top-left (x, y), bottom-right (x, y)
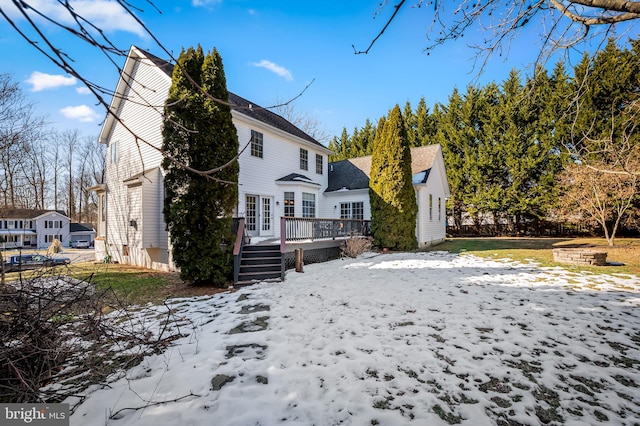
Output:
top-left (300, 148), bottom-right (308, 171)
top-left (316, 154), bottom-right (323, 175)
top-left (250, 130), bottom-right (263, 158)
top-left (284, 192), bottom-right (295, 217)
top-left (110, 140), bottom-right (119, 164)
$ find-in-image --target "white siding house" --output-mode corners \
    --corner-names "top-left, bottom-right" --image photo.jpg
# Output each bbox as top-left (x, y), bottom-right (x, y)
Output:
top-left (95, 46), bottom-right (450, 271)
top-left (0, 209), bottom-right (71, 249)
top-left (94, 46), bottom-right (331, 270)
top-left (325, 145), bottom-right (450, 247)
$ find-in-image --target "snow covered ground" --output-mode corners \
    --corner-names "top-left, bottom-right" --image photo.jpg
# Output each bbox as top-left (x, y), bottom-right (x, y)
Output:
top-left (68, 251), bottom-right (640, 426)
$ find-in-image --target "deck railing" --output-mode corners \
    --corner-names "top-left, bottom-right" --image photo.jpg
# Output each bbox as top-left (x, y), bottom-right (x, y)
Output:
top-left (282, 217), bottom-right (371, 242)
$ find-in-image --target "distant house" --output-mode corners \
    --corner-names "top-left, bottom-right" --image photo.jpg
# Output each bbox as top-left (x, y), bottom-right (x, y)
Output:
top-left (70, 223), bottom-right (96, 246)
top-left (93, 46), bottom-right (450, 272)
top-left (0, 209), bottom-right (70, 249)
top-left (325, 145), bottom-right (450, 247)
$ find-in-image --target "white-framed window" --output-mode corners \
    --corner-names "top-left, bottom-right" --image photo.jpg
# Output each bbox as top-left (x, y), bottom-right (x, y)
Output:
top-left (302, 192), bottom-right (315, 218)
top-left (300, 148), bottom-right (308, 171)
top-left (7, 220), bottom-right (15, 229)
top-left (340, 202), bottom-right (364, 220)
top-left (429, 194), bottom-right (433, 221)
top-left (45, 234), bottom-right (62, 243)
top-left (250, 130), bottom-right (263, 158)
top-left (110, 140), bottom-right (119, 164)
top-left (316, 154), bottom-right (323, 174)
top-left (284, 192), bottom-right (295, 217)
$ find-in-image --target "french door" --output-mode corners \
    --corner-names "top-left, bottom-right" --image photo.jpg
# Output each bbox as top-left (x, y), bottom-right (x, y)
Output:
top-left (245, 195), bottom-right (274, 237)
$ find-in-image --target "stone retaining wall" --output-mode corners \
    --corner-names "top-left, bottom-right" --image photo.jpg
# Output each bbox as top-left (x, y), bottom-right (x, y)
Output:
top-left (552, 248), bottom-right (608, 266)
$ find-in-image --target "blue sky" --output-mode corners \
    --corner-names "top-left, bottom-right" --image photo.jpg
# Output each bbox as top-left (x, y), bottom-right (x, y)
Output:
top-left (0, 1), bottom-right (624, 142)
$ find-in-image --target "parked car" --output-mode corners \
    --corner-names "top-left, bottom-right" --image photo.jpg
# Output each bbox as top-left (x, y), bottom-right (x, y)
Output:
top-left (71, 240), bottom-right (90, 249)
top-left (2, 254), bottom-right (71, 272)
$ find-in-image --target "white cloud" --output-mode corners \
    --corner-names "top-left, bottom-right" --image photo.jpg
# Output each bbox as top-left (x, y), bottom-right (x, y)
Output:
top-left (252, 60), bottom-right (293, 81)
top-left (76, 86), bottom-right (92, 95)
top-left (25, 71), bottom-right (77, 92)
top-left (60, 105), bottom-right (100, 122)
top-left (0, 0), bottom-right (145, 37)
top-left (192, 0), bottom-right (222, 7)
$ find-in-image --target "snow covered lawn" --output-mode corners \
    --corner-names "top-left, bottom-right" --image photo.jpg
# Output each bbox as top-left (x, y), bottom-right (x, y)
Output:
top-left (70, 251), bottom-right (640, 426)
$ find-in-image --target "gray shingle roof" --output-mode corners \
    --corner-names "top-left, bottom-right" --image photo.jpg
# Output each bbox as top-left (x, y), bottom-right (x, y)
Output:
top-left (326, 160), bottom-right (370, 191)
top-left (276, 173), bottom-right (320, 186)
top-left (327, 145), bottom-right (441, 192)
top-left (0, 209), bottom-right (67, 219)
top-left (70, 223), bottom-right (95, 232)
top-left (142, 49), bottom-right (323, 148)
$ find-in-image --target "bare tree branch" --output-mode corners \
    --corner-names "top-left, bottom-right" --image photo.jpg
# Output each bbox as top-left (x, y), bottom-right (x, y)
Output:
top-left (0, 1), bottom-right (317, 182)
top-left (356, 0), bottom-right (640, 73)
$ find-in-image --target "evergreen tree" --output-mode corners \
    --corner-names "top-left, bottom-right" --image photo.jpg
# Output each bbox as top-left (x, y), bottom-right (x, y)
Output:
top-left (369, 105), bottom-right (418, 250)
top-left (414, 97), bottom-right (434, 146)
top-left (327, 135), bottom-right (343, 162)
top-left (357, 119), bottom-right (376, 156)
top-left (162, 46), bottom-right (239, 286)
top-left (468, 82), bottom-right (506, 229)
top-left (432, 88), bottom-right (469, 232)
top-left (403, 100), bottom-right (418, 147)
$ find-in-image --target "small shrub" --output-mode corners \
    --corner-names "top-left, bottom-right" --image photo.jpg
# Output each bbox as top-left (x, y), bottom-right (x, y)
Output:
top-left (342, 236), bottom-right (373, 258)
top-left (48, 239), bottom-right (63, 254)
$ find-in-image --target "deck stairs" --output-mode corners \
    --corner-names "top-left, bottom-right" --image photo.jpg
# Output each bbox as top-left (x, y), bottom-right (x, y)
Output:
top-left (235, 244), bottom-right (283, 285)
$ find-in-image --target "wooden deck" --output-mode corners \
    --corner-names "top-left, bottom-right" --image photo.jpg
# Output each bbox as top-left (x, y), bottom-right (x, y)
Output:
top-left (250, 237), bottom-right (343, 253)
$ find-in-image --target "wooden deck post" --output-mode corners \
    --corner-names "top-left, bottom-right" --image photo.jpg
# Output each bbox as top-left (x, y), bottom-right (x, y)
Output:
top-left (295, 248), bottom-right (304, 273)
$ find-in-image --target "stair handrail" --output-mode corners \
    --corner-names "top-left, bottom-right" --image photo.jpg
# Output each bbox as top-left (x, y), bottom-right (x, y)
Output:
top-left (233, 217), bottom-right (246, 284)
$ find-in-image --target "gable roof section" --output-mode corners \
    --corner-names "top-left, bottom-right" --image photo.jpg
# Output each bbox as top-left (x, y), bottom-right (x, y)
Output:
top-left (123, 167), bottom-right (161, 186)
top-left (70, 223), bottom-right (95, 233)
top-left (327, 144), bottom-right (444, 192)
top-left (276, 173), bottom-right (321, 186)
top-left (133, 48), bottom-right (324, 149)
top-left (326, 160), bottom-right (370, 191)
top-left (100, 46), bottom-right (172, 143)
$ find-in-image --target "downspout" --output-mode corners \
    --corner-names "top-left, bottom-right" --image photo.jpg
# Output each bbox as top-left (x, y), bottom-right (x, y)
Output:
top-left (415, 186), bottom-right (421, 247)
top-left (104, 185), bottom-right (111, 262)
top-left (280, 216), bottom-right (286, 280)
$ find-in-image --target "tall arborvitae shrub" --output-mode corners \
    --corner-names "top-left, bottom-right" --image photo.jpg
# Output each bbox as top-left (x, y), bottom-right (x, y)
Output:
top-left (369, 105), bottom-right (418, 250)
top-left (162, 46), bottom-right (239, 286)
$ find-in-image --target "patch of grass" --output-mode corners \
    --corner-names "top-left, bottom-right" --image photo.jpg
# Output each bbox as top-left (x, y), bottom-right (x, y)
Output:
top-left (432, 404), bottom-right (463, 424)
top-left (427, 238), bottom-right (640, 277)
top-left (3, 261), bottom-right (227, 307)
